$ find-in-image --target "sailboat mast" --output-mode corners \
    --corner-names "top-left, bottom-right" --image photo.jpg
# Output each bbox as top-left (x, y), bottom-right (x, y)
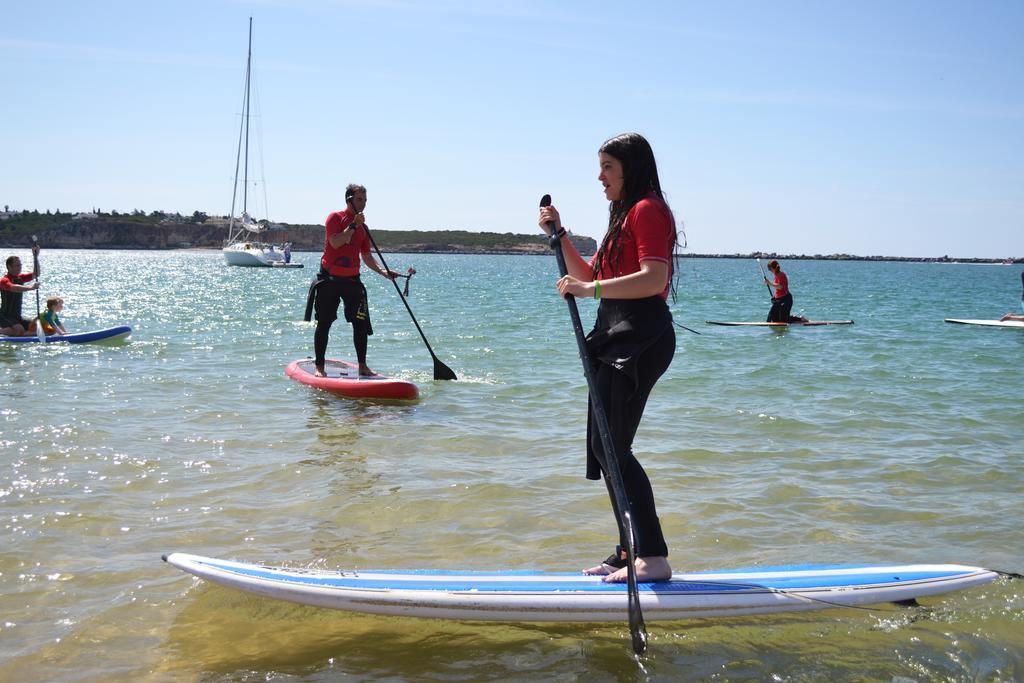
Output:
top-left (242, 16), bottom-right (252, 216)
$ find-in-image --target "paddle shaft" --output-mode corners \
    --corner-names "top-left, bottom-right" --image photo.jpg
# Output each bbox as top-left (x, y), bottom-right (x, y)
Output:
top-left (31, 235), bottom-right (43, 341)
top-left (31, 236), bottom-right (41, 315)
top-left (541, 195), bottom-right (647, 655)
top-left (758, 259), bottom-right (774, 298)
top-left (361, 225), bottom-right (457, 381)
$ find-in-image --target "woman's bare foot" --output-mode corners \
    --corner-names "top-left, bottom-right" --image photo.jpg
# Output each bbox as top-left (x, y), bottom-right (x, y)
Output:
top-left (314, 365), bottom-right (327, 377)
top-left (358, 363), bottom-right (375, 376)
top-left (583, 548), bottom-right (628, 576)
top-left (583, 562), bottom-right (616, 576)
top-left (602, 556), bottom-right (672, 583)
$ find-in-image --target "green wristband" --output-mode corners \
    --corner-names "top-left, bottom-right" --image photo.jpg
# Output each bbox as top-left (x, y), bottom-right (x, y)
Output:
top-left (594, 280), bottom-right (601, 300)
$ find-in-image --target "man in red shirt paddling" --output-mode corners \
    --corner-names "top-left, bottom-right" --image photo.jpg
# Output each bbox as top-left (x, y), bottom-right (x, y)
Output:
top-left (310, 184), bottom-right (399, 377)
top-left (0, 247), bottom-right (41, 336)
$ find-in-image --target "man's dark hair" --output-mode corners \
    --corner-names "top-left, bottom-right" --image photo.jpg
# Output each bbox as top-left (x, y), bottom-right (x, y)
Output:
top-left (5, 255), bottom-right (18, 269)
top-left (345, 184), bottom-right (367, 203)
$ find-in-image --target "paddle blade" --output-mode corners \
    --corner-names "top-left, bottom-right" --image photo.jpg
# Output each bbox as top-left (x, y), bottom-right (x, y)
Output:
top-left (432, 357), bottom-right (457, 381)
top-left (622, 512), bottom-right (648, 655)
top-left (630, 613), bottom-right (648, 654)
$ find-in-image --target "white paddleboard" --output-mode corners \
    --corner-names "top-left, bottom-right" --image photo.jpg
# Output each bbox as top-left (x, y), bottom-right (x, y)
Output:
top-left (944, 318), bottom-right (1024, 328)
top-left (164, 553), bottom-right (996, 622)
top-left (706, 320), bottom-right (854, 327)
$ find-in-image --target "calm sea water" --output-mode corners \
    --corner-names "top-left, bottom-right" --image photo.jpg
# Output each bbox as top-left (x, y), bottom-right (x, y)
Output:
top-left (1, 250), bottom-right (1021, 681)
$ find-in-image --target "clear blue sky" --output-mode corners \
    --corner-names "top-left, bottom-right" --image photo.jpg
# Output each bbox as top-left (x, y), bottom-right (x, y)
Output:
top-left (3, 1), bottom-right (1021, 257)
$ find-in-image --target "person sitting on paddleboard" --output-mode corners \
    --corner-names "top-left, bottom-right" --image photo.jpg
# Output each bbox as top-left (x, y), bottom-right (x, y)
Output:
top-left (764, 260), bottom-right (808, 324)
top-left (538, 132), bottom-right (680, 583)
top-left (0, 248), bottom-right (41, 337)
top-left (999, 271), bottom-right (1024, 322)
top-left (310, 184), bottom-right (400, 377)
top-left (32, 296), bottom-right (68, 336)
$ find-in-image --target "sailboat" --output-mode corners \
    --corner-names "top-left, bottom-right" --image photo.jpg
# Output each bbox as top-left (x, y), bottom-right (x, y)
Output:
top-left (222, 18), bottom-right (301, 268)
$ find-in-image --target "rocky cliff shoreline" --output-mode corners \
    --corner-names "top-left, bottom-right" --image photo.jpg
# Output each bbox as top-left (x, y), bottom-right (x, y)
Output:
top-left (0, 212), bottom-right (1016, 262)
top-left (0, 212), bottom-right (597, 255)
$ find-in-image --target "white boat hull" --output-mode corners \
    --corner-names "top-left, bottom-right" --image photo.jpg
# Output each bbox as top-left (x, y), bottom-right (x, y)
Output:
top-left (223, 243), bottom-right (289, 267)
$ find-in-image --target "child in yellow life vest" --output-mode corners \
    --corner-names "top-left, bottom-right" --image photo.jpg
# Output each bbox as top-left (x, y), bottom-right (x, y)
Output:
top-left (29, 297), bottom-right (68, 335)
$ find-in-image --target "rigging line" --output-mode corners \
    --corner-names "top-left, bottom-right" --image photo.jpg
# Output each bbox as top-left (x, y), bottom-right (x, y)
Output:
top-left (251, 71), bottom-right (271, 223)
top-left (242, 18), bottom-right (252, 215)
top-left (227, 49), bottom-right (248, 238)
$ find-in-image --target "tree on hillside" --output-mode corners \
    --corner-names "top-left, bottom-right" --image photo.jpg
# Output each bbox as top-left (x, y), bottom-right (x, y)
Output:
top-left (190, 211), bottom-right (208, 224)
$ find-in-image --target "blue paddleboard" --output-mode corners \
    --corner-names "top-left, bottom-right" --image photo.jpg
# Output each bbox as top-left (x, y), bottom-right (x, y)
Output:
top-left (0, 325), bottom-right (132, 344)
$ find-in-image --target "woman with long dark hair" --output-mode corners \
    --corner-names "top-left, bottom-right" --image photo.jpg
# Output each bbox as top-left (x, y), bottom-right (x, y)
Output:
top-left (538, 132), bottom-right (679, 583)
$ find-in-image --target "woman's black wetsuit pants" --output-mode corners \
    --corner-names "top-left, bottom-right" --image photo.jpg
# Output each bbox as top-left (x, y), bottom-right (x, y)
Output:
top-left (767, 292), bottom-right (798, 323)
top-left (590, 328), bottom-right (675, 558)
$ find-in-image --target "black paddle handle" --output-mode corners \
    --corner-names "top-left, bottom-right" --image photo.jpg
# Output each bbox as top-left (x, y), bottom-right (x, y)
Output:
top-left (541, 194), bottom-right (647, 655)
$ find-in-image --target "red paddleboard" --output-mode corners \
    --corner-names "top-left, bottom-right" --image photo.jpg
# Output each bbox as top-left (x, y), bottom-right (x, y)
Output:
top-left (285, 359), bottom-right (418, 400)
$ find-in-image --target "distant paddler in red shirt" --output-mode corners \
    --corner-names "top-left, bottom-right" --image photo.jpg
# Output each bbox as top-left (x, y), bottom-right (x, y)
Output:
top-left (764, 259), bottom-right (808, 323)
top-left (306, 184), bottom-right (401, 377)
top-left (999, 271), bottom-right (1024, 322)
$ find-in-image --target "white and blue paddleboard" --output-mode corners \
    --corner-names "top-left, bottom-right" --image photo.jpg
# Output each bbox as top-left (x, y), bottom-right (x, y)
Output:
top-left (944, 318), bottom-right (1024, 328)
top-left (163, 553), bottom-right (997, 622)
top-left (0, 325), bottom-right (132, 344)
top-left (706, 320), bottom-right (854, 327)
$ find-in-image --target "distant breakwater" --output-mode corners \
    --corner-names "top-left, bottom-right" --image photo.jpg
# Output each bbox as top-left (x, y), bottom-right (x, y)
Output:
top-left (0, 213), bottom-right (1016, 262)
top-left (679, 252), bottom-right (1021, 264)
